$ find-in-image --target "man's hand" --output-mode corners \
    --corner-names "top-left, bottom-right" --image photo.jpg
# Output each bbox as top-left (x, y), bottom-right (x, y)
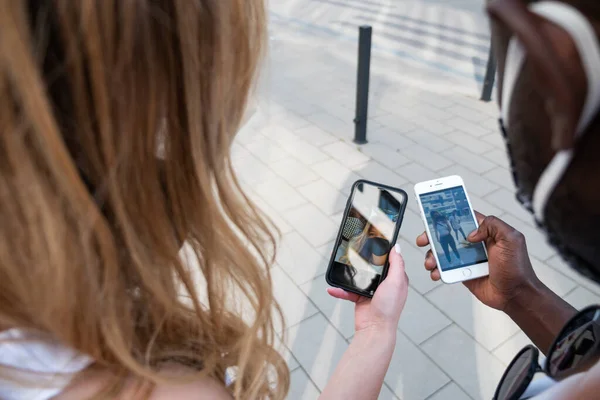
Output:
top-left (327, 244), bottom-right (409, 334)
top-left (416, 212), bottom-right (541, 311)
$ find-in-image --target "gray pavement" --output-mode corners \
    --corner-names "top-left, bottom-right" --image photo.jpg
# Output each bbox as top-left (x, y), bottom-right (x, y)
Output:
top-left (232, 1), bottom-right (600, 399)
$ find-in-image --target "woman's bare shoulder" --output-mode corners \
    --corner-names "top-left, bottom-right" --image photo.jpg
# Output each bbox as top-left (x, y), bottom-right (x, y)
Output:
top-left (54, 365), bottom-right (232, 400)
top-left (148, 374), bottom-right (232, 400)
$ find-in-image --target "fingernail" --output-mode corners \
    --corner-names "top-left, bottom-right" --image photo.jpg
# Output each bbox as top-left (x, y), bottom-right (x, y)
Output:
top-left (394, 243), bottom-right (402, 254)
top-left (468, 231), bottom-right (476, 239)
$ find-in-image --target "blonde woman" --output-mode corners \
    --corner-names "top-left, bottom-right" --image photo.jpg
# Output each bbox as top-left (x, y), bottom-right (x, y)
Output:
top-left (0, 1), bottom-right (408, 399)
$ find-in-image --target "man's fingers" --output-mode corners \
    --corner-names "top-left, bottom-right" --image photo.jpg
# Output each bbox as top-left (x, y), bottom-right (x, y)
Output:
top-left (430, 268), bottom-right (441, 281)
top-left (424, 250), bottom-right (437, 271)
top-left (474, 210), bottom-right (486, 225)
top-left (468, 215), bottom-right (516, 243)
top-left (416, 232), bottom-right (430, 247)
top-left (467, 211), bottom-right (488, 242)
top-left (326, 287), bottom-right (360, 303)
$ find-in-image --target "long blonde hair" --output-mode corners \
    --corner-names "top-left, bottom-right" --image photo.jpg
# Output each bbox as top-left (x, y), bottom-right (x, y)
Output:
top-left (0, 0), bottom-right (288, 398)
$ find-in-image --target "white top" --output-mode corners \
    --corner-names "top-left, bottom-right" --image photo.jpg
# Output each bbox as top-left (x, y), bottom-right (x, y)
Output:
top-left (0, 329), bottom-right (92, 400)
top-left (0, 328), bottom-right (593, 399)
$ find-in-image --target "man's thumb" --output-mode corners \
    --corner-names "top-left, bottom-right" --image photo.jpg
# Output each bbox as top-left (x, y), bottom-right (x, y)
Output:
top-left (468, 215), bottom-right (499, 243)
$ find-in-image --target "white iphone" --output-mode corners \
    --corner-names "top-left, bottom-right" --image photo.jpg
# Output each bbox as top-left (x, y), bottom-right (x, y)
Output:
top-left (414, 175), bottom-right (489, 283)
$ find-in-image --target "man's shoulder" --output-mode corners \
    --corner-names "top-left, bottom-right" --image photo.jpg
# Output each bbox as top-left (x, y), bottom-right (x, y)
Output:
top-left (531, 360), bottom-right (600, 399)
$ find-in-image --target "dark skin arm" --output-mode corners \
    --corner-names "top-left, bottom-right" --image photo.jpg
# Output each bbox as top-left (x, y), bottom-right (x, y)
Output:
top-left (417, 212), bottom-right (576, 354)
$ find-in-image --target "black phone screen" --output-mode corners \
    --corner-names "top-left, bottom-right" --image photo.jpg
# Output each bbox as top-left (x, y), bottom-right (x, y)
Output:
top-left (326, 181), bottom-right (407, 297)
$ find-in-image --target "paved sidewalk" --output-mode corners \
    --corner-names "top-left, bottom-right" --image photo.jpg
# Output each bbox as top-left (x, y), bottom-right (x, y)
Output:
top-left (232, 1), bottom-right (600, 399)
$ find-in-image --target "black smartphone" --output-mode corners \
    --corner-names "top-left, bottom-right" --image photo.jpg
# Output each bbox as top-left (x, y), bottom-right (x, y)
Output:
top-left (325, 180), bottom-right (408, 298)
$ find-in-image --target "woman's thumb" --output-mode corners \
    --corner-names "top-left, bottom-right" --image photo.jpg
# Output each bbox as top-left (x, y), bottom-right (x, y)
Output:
top-left (386, 243), bottom-right (408, 285)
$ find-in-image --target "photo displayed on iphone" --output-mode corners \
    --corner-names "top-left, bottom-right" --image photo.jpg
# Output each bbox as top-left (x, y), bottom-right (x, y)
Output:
top-left (420, 188), bottom-right (487, 270)
top-left (326, 180), bottom-right (407, 298)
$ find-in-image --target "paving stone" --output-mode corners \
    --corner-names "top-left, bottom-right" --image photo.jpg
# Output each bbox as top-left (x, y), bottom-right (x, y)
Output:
top-left (446, 104), bottom-right (492, 123)
top-left (270, 157), bottom-right (320, 187)
top-left (285, 314), bottom-right (348, 391)
top-left (427, 383), bottom-right (472, 400)
top-left (401, 144), bottom-right (454, 171)
top-left (254, 177), bottom-right (308, 212)
top-left (279, 139), bottom-right (331, 165)
top-left (446, 131), bottom-right (495, 154)
top-left (352, 160), bottom-right (409, 188)
top-left (232, 153), bottom-right (279, 185)
top-left (297, 179), bottom-right (347, 216)
top-left (484, 188), bottom-right (535, 226)
top-left (261, 124), bottom-right (303, 145)
top-left (285, 203), bottom-right (340, 247)
top-left (399, 287), bottom-right (452, 344)
top-left (410, 116), bottom-right (456, 135)
top-left (245, 137), bottom-right (291, 163)
top-left (359, 143), bottom-right (411, 169)
top-left (367, 126), bottom-right (418, 148)
top-left (376, 113), bottom-right (420, 134)
top-left (421, 325), bottom-right (506, 400)
top-left (443, 165), bottom-right (499, 197)
top-left (294, 124), bottom-right (340, 146)
top-left (484, 148), bottom-right (511, 169)
top-left (500, 214), bottom-right (557, 261)
top-left (288, 369), bottom-right (321, 400)
top-left (396, 161), bottom-right (439, 184)
top-left (426, 283), bottom-right (521, 351)
top-left (483, 166), bottom-right (515, 190)
top-left (247, 193), bottom-right (294, 234)
top-left (408, 103), bottom-right (455, 121)
top-left (310, 159), bottom-right (363, 195)
top-left (303, 111), bottom-right (354, 138)
top-left (384, 331), bottom-right (450, 400)
top-left (565, 287), bottom-right (600, 310)
top-left (268, 111), bottom-right (312, 131)
top-left (444, 146), bottom-right (497, 173)
top-left (480, 132), bottom-right (505, 147)
top-left (445, 117), bottom-right (492, 137)
top-left (546, 255), bottom-right (600, 296)
top-left (322, 141), bottom-right (371, 168)
top-left (397, 238), bottom-right (441, 295)
top-left (403, 130), bottom-right (455, 152)
top-left (493, 331), bottom-right (537, 366)
top-left (277, 231), bottom-right (329, 285)
top-left (272, 267), bottom-right (318, 332)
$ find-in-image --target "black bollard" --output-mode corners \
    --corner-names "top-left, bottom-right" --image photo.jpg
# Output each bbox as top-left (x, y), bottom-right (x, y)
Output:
top-left (354, 26), bottom-right (372, 144)
top-left (480, 42), bottom-right (496, 102)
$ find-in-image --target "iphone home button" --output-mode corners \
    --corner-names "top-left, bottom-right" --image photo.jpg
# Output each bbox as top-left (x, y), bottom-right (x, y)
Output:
top-left (462, 269), bottom-right (472, 277)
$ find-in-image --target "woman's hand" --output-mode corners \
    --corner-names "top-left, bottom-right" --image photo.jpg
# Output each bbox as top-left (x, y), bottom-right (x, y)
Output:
top-left (327, 244), bottom-right (409, 334)
top-left (321, 245), bottom-right (408, 399)
top-left (416, 212), bottom-right (541, 311)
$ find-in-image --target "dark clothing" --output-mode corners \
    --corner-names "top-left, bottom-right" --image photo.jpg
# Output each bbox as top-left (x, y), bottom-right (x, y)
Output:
top-left (328, 263), bottom-right (379, 293)
top-left (454, 227), bottom-right (467, 241)
top-left (358, 237), bottom-right (390, 260)
top-left (440, 234), bottom-right (460, 263)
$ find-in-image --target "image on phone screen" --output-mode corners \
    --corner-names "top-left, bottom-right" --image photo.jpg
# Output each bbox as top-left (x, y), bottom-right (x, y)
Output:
top-left (419, 186), bottom-right (487, 271)
top-left (327, 181), bottom-right (407, 297)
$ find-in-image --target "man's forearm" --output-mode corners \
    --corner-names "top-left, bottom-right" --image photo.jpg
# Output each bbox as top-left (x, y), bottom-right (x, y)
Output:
top-left (320, 326), bottom-right (396, 400)
top-left (505, 280), bottom-right (577, 354)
